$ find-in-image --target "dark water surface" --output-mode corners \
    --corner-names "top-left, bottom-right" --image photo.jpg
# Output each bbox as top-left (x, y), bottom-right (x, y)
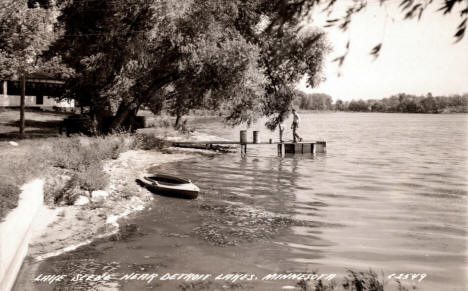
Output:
top-left (17, 113), bottom-right (468, 290)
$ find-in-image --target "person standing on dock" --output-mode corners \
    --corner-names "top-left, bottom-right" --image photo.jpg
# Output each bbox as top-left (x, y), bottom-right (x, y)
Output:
top-left (291, 108), bottom-right (302, 143)
top-left (278, 116), bottom-right (285, 142)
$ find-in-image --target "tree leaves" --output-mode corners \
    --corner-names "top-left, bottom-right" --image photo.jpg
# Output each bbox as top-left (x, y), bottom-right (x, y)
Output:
top-left (45, 0), bottom-right (330, 130)
top-left (332, 55), bottom-right (346, 67)
top-left (0, 0), bottom-right (63, 78)
top-left (370, 43), bottom-right (382, 59)
top-left (454, 17), bottom-right (467, 42)
top-left (268, 0), bottom-right (467, 62)
top-left (438, 0), bottom-right (462, 15)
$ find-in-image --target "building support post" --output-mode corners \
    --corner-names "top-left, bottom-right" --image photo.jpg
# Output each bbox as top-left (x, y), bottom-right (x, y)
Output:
top-left (2, 80), bottom-right (7, 98)
top-left (19, 74), bottom-right (26, 138)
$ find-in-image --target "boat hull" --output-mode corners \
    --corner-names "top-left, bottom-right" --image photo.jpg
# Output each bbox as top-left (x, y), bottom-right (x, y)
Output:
top-left (136, 176), bottom-right (199, 199)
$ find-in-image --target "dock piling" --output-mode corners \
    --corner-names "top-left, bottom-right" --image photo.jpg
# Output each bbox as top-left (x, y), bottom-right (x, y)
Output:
top-left (240, 130), bottom-right (247, 155)
top-left (253, 131), bottom-right (259, 144)
top-left (277, 143), bottom-right (283, 156)
top-left (315, 141), bottom-right (327, 153)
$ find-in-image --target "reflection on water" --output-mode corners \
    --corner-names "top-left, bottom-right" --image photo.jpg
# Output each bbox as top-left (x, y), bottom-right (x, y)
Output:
top-left (18, 113), bottom-right (467, 290)
top-left (173, 113), bottom-right (468, 289)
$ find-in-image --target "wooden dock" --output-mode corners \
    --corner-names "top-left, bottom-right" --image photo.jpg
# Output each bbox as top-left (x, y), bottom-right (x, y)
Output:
top-left (172, 140), bottom-right (326, 155)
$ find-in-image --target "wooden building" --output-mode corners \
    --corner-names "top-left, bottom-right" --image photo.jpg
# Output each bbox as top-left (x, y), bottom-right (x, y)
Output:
top-left (0, 73), bottom-right (74, 110)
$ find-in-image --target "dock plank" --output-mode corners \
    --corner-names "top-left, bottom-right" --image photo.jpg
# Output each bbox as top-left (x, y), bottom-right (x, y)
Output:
top-left (172, 141), bottom-right (319, 145)
top-left (172, 140), bottom-right (326, 154)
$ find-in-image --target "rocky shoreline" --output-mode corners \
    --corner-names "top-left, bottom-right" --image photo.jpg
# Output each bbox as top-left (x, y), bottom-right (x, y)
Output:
top-left (26, 149), bottom-right (197, 262)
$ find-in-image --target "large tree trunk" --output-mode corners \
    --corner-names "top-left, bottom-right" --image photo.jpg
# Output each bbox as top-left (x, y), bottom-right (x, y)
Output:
top-left (174, 112), bottom-right (181, 128)
top-left (107, 102), bottom-right (134, 133)
top-left (19, 74), bottom-right (26, 138)
top-left (106, 74), bottom-right (177, 133)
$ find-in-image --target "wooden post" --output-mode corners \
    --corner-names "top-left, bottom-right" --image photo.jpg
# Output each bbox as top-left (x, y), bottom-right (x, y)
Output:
top-left (240, 130), bottom-right (247, 144)
top-left (2, 80), bottom-right (7, 98)
top-left (19, 74), bottom-right (26, 138)
top-left (302, 143), bottom-right (312, 153)
top-left (315, 141), bottom-right (327, 153)
top-left (253, 131), bottom-right (259, 143)
top-left (277, 143), bottom-right (282, 156)
top-left (240, 130), bottom-right (247, 155)
top-left (284, 143), bottom-right (295, 154)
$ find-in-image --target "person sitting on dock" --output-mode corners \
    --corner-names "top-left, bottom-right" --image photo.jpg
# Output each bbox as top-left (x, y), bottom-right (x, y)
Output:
top-left (291, 108), bottom-right (302, 143)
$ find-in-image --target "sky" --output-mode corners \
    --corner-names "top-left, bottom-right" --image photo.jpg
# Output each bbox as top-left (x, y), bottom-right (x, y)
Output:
top-left (297, 0), bottom-right (468, 101)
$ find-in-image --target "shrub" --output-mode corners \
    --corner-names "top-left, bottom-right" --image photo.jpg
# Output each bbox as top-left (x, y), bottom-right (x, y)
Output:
top-left (144, 114), bottom-right (173, 128)
top-left (48, 137), bottom-right (95, 170)
top-left (70, 161), bottom-right (109, 192)
top-left (174, 118), bottom-right (194, 134)
top-left (46, 135), bottom-right (132, 171)
top-left (133, 133), bottom-right (169, 150)
top-left (90, 135), bottom-right (132, 160)
top-left (0, 183), bottom-right (20, 220)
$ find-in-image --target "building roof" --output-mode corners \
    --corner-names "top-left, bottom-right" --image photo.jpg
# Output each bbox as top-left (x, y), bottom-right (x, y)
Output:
top-left (1, 72), bottom-right (65, 84)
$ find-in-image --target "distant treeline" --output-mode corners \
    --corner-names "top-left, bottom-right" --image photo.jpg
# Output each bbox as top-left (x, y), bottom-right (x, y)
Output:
top-left (294, 91), bottom-right (468, 113)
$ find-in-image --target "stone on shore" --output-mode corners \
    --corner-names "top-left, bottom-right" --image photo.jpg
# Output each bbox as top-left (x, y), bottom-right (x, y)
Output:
top-left (74, 196), bottom-right (90, 206)
top-left (91, 190), bottom-right (109, 202)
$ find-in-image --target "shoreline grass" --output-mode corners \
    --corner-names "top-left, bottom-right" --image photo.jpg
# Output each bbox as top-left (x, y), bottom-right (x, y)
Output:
top-left (0, 132), bottom-right (170, 219)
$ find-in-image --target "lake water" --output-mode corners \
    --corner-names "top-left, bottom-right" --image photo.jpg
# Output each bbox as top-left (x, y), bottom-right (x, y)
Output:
top-left (17, 112), bottom-right (467, 290)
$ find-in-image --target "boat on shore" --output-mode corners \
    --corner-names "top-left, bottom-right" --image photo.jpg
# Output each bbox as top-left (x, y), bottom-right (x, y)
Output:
top-left (136, 174), bottom-right (199, 199)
